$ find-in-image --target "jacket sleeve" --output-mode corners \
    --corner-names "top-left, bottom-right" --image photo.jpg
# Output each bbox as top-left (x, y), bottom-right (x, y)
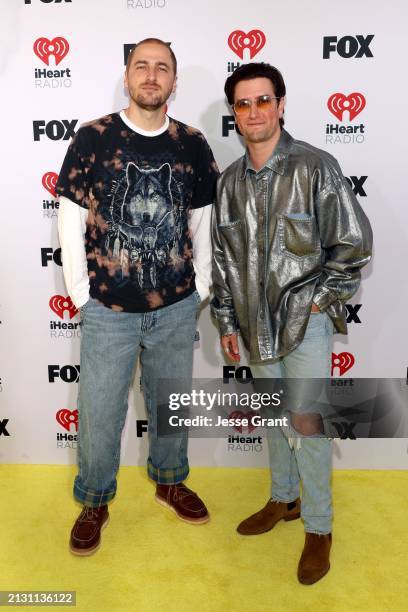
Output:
top-left (312, 159), bottom-right (373, 312)
top-left (210, 194), bottom-right (238, 336)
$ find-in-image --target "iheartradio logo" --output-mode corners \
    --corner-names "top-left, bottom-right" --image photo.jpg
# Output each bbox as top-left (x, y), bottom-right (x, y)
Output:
top-left (327, 93), bottom-right (366, 121)
top-left (49, 295), bottom-right (78, 320)
top-left (56, 409), bottom-right (78, 433)
top-left (228, 29), bottom-right (266, 60)
top-left (229, 410), bottom-right (257, 433)
top-left (42, 172), bottom-right (58, 198)
top-left (33, 37), bottom-right (69, 66)
top-left (331, 352), bottom-right (355, 376)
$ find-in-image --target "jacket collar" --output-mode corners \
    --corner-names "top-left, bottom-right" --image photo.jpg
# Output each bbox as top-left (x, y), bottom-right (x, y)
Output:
top-left (239, 129), bottom-right (294, 180)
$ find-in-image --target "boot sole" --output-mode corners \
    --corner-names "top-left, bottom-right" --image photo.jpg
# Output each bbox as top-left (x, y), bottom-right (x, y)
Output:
top-left (155, 495), bottom-right (210, 525)
top-left (298, 563), bottom-right (330, 585)
top-left (237, 512), bottom-right (301, 535)
top-left (69, 515), bottom-right (110, 556)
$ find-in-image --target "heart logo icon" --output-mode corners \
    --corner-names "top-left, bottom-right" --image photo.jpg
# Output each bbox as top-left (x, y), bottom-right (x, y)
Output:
top-left (327, 92), bottom-right (366, 121)
top-left (56, 409), bottom-right (78, 432)
top-left (331, 352), bottom-right (355, 376)
top-left (33, 37), bottom-right (69, 66)
top-left (42, 172), bottom-right (58, 198)
top-left (229, 410), bottom-right (257, 433)
top-left (49, 295), bottom-right (78, 320)
top-left (228, 30), bottom-right (266, 60)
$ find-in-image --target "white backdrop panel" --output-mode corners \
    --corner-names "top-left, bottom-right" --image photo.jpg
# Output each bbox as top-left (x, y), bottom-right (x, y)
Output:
top-left (0, 0), bottom-right (407, 469)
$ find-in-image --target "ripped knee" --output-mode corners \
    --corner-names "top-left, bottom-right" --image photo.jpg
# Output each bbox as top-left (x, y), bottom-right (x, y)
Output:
top-left (289, 412), bottom-right (324, 436)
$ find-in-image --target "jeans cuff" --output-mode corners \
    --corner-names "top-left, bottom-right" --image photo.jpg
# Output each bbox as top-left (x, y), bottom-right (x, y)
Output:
top-left (147, 458), bottom-right (189, 484)
top-left (305, 528), bottom-right (332, 535)
top-left (73, 476), bottom-right (116, 507)
top-left (271, 495), bottom-right (299, 504)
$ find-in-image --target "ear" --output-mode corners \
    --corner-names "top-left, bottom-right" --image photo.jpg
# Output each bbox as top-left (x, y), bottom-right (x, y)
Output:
top-left (171, 75), bottom-right (177, 95)
top-left (278, 96), bottom-right (286, 118)
top-left (157, 163), bottom-right (171, 187)
top-left (124, 69), bottom-right (128, 90)
top-left (126, 162), bottom-right (140, 185)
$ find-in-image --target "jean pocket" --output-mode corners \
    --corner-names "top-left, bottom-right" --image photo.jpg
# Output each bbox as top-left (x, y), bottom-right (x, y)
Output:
top-left (304, 312), bottom-right (330, 338)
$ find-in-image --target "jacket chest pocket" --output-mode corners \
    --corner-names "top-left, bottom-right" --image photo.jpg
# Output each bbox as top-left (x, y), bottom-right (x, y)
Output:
top-left (278, 214), bottom-right (320, 259)
top-left (219, 220), bottom-right (245, 264)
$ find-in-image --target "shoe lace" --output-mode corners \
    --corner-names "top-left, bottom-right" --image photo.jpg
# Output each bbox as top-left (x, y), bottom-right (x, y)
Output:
top-left (172, 485), bottom-right (194, 502)
top-left (80, 506), bottom-right (99, 522)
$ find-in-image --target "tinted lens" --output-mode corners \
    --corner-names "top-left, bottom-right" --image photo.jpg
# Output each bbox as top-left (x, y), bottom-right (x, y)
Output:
top-left (234, 99), bottom-right (251, 114)
top-left (256, 95), bottom-right (273, 109)
top-left (233, 96), bottom-right (276, 114)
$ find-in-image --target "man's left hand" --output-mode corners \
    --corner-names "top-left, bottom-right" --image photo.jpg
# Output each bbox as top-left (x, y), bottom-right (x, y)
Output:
top-left (311, 303), bottom-right (321, 313)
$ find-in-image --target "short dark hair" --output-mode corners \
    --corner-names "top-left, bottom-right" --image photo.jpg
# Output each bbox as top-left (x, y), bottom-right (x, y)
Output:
top-left (224, 62), bottom-right (286, 127)
top-left (126, 38), bottom-right (177, 75)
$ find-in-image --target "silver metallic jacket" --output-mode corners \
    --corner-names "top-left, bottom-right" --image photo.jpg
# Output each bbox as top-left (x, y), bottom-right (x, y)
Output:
top-left (211, 129), bottom-right (373, 363)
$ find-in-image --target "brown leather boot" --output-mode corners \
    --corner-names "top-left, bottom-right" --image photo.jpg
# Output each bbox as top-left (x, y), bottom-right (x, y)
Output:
top-left (297, 532), bottom-right (332, 584)
top-left (70, 505), bottom-right (109, 556)
top-left (156, 483), bottom-right (210, 524)
top-left (237, 498), bottom-right (301, 535)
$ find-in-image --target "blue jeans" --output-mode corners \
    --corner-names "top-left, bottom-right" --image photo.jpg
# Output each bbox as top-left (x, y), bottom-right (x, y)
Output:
top-left (74, 291), bottom-right (200, 507)
top-left (251, 312), bottom-right (333, 535)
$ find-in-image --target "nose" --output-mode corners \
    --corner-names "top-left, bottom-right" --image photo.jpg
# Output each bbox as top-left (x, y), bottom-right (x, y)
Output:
top-left (248, 100), bottom-right (260, 119)
top-left (145, 67), bottom-right (156, 82)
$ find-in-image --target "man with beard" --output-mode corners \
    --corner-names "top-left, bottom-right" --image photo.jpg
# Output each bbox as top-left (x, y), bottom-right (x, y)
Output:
top-left (211, 62), bottom-right (372, 584)
top-left (57, 38), bottom-right (219, 555)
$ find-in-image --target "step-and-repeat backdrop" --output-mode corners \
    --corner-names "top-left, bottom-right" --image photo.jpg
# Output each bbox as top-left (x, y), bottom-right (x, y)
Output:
top-left (1, 0), bottom-right (407, 469)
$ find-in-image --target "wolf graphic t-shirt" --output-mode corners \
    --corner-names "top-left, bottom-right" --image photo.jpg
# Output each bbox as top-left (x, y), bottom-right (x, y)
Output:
top-left (56, 112), bottom-right (218, 312)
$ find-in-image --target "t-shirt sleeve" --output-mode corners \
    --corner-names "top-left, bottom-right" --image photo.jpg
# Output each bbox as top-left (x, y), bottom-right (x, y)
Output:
top-left (191, 135), bottom-right (220, 210)
top-left (56, 127), bottom-right (94, 209)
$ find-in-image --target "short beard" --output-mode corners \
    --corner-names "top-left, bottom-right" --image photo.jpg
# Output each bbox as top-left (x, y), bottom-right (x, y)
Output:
top-left (128, 82), bottom-right (174, 112)
top-left (134, 94), bottom-right (164, 111)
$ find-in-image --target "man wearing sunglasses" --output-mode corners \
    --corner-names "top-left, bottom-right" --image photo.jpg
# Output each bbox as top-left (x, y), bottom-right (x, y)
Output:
top-left (211, 63), bottom-right (372, 584)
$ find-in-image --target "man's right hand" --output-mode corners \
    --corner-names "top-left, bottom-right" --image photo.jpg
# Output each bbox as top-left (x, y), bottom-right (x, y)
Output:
top-left (221, 333), bottom-right (240, 362)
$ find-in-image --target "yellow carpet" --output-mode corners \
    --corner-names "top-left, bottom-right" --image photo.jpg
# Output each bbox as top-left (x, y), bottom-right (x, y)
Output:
top-left (0, 466), bottom-right (407, 612)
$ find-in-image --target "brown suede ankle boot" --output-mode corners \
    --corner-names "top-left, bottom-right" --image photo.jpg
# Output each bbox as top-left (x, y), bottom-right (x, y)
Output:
top-left (297, 532), bottom-right (332, 584)
top-left (237, 498), bottom-right (301, 535)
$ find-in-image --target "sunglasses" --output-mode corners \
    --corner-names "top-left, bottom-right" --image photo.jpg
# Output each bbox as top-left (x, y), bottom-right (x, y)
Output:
top-left (232, 94), bottom-right (281, 115)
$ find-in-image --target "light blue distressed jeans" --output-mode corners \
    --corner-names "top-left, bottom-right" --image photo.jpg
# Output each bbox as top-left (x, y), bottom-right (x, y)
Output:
top-left (251, 312), bottom-right (333, 535)
top-left (74, 291), bottom-right (200, 507)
